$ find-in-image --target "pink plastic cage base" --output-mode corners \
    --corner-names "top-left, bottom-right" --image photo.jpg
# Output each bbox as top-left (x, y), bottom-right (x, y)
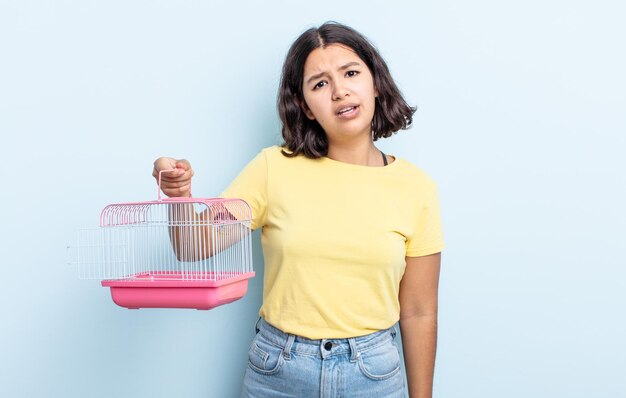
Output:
top-left (101, 271), bottom-right (255, 310)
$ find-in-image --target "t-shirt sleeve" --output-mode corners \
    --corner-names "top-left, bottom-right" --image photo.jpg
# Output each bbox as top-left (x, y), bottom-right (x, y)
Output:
top-left (219, 150), bottom-right (268, 231)
top-left (405, 181), bottom-right (445, 257)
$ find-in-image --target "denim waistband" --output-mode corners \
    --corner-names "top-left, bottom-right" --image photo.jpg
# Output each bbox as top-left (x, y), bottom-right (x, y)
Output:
top-left (255, 318), bottom-right (397, 360)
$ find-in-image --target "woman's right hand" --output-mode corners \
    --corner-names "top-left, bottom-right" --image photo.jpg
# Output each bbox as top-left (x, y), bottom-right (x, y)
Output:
top-left (152, 157), bottom-right (194, 198)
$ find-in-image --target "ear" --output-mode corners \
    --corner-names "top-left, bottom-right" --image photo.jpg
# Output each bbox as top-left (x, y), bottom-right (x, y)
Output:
top-left (298, 97), bottom-right (316, 120)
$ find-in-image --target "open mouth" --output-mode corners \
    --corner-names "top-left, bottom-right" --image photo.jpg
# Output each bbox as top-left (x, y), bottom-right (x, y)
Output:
top-left (337, 105), bottom-right (359, 116)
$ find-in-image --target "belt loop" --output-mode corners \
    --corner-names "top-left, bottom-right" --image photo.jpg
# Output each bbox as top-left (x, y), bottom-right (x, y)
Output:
top-left (390, 324), bottom-right (398, 339)
top-left (255, 317), bottom-right (262, 334)
top-left (348, 338), bottom-right (359, 362)
top-left (283, 334), bottom-right (295, 360)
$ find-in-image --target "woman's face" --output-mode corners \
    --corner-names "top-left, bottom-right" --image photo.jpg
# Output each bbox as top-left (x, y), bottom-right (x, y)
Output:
top-left (301, 44), bottom-right (377, 145)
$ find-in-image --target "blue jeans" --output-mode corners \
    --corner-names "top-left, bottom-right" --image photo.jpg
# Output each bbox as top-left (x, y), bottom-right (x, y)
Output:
top-left (241, 318), bottom-right (406, 398)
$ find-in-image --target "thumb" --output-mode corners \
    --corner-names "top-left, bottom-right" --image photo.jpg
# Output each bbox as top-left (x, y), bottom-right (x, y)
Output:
top-left (175, 159), bottom-right (192, 171)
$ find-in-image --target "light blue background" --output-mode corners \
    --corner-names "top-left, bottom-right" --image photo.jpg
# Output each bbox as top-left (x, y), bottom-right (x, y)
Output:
top-left (1, 1), bottom-right (624, 397)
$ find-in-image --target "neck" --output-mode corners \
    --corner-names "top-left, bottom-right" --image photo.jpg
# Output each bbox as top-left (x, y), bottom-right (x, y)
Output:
top-left (326, 139), bottom-right (383, 167)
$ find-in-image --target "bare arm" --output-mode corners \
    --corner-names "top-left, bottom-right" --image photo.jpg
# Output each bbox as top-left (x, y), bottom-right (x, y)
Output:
top-left (399, 252), bottom-right (441, 398)
top-left (167, 203), bottom-right (215, 260)
top-left (167, 202), bottom-right (249, 260)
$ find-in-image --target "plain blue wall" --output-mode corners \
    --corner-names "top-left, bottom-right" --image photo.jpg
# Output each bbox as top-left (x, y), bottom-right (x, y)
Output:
top-left (1, 1), bottom-right (624, 397)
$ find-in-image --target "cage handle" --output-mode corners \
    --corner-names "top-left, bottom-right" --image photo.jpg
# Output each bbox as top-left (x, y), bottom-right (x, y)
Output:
top-left (158, 168), bottom-right (193, 201)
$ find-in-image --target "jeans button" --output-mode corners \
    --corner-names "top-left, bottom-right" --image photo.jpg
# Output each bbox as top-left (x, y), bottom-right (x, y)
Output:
top-left (324, 341), bottom-right (332, 351)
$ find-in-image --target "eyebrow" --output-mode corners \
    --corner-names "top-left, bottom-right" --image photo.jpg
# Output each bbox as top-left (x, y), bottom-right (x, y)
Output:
top-left (305, 61), bottom-right (362, 86)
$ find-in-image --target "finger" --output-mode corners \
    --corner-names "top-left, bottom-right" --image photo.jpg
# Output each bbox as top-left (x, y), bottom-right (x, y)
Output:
top-left (164, 168), bottom-right (185, 177)
top-left (159, 179), bottom-right (191, 189)
top-left (177, 161), bottom-right (195, 177)
top-left (173, 166), bottom-right (194, 181)
top-left (156, 168), bottom-right (185, 181)
top-left (160, 170), bottom-right (191, 182)
top-left (161, 184), bottom-right (191, 197)
top-left (175, 159), bottom-right (191, 171)
top-left (153, 167), bottom-right (175, 177)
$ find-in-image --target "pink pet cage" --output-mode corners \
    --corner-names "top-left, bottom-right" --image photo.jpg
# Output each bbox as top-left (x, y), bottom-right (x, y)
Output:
top-left (72, 171), bottom-right (254, 310)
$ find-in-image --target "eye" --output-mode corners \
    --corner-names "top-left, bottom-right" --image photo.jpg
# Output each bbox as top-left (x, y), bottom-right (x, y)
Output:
top-left (346, 70), bottom-right (360, 77)
top-left (313, 81), bottom-right (327, 90)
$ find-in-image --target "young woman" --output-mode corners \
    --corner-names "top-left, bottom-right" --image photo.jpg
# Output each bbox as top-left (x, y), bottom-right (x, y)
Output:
top-left (153, 22), bottom-right (443, 398)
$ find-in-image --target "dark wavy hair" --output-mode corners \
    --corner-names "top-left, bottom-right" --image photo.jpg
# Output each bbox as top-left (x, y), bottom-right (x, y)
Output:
top-left (278, 22), bottom-right (416, 158)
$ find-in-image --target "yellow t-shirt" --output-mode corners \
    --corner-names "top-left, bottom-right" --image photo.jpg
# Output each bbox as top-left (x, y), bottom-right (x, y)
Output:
top-left (221, 146), bottom-right (444, 339)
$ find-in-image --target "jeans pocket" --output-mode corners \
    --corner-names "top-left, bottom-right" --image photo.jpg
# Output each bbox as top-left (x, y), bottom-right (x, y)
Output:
top-left (357, 339), bottom-right (402, 381)
top-left (247, 334), bottom-right (285, 375)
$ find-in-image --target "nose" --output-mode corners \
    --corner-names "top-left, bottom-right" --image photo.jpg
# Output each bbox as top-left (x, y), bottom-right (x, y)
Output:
top-left (332, 82), bottom-right (349, 100)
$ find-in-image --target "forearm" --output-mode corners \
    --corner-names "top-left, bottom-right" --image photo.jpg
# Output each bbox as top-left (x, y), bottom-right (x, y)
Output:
top-left (400, 314), bottom-right (438, 398)
top-left (168, 203), bottom-right (250, 261)
top-left (168, 203), bottom-right (214, 260)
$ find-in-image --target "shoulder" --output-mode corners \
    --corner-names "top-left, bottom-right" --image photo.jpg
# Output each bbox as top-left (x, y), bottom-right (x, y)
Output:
top-left (260, 145), bottom-right (282, 155)
top-left (392, 157), bottom-right (438, 189)
top-left (242, 146), bottom-right (287, 168)
top-left (257, 145), bottom-right (292, 160)
top-left (257, 145), bottom-right (315, 167)
top-left (248, 146), bottom-right (312, 178)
